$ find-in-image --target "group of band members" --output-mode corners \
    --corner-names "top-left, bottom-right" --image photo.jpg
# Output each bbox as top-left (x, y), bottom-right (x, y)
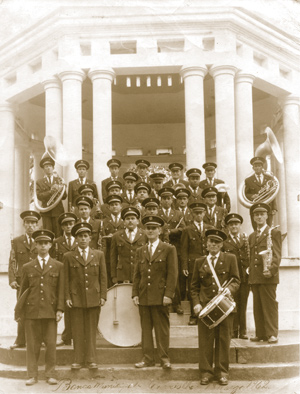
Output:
top-left (8, 155), bottom-right (281, 386)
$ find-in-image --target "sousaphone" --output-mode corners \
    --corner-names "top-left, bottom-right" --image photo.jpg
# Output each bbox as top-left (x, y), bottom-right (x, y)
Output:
top-left (34, 136), bottom-right (68, 212)
top-left (238, 127), bottom-right (282, 208)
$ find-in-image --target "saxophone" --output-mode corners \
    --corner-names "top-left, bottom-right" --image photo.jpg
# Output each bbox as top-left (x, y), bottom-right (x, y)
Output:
top-left (259, 225), bottom-right (280, 273)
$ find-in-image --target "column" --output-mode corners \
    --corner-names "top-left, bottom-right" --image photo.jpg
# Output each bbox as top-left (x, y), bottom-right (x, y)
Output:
top-left (59, 70), bottom-right (86, 183)
top-left (88, 68), bottom-right (115, 199)
top-left (0, 103), bottom-right (15, 271)
top-left (210, 64), bottom-right (238, 211)
top-left (180, 65), bottom-right (207, 169)
top-left (235, 72), bottom-right (255, 232)
top-left (42, 78), bottom-right (63, 174)
top-left (281, 96), bottom-right (300, 256)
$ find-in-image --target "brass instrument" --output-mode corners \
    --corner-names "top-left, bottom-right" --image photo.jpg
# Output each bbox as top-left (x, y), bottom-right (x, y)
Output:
top-left (238, 127), bottom-right (282, 208)
top-left (34, 136), bottom-right (68, 213)
top-left (10, 235), bottom-right (17, 277)
top-left (55, 242), bottom-right (59, 261)
top-left (259, 225), bottom-right (280, 273)
top-left (215, 183), bottom-right (230, 209)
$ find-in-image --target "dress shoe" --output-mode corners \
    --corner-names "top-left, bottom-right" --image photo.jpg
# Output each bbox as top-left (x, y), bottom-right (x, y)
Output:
top-left (239, 334), bottom-right (249, 340)
top-left (188, 318), bottom-right (197, 325)
top-left (10, 343), bottom-right (26, 350)
top-left (135, 361), bottom-right (155, 368)
top-left (250, 336), bottom-right (268, 342)
top-left (219, 377), bottom-right (228, 385)
top-left (46, 377), bottom-right (58, 385)
top-left (175, 306), bottom-right (184, 315)
top-left (71, 363), bottom-right (83, 370)
top-left (200, 377), bottom-right (210, 385)
top-left (87, 363), bottom-right (98, 370)
top-left (162, 362), bottom-right (172, 370)
top-left (56, 340), bottom-right (71, 346)
top-left (25, 377), bottom-right (38, 386)
top-left (268, 336), bottom-right (278, 344)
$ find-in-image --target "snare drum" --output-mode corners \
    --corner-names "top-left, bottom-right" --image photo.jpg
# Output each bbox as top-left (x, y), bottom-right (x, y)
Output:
top-left (198, 293), bottom-right (236, 329)
top-left (98, 283), bottom-right (141, 347)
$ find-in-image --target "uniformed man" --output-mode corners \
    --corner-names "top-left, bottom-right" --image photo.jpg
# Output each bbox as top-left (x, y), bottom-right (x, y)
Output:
top-left (149, 173), bottom-right (166, 199)
top-left (202, 187), bottom-right (227, 230)
top-left (245, 157), bottom-right (277, 227)
top-left (19, 229), bottom-right (64, 386)
top-left (163, 163), bottom-right (189, 188)
top-left (52, 212), bottom-right (78, 347)
top-left (9, 210), bottom-right (41, 350)
top-left (110, 207), bottom-right (147, 284)
top-left (132, 215), bottom-right (178, 369)
top-left (134, 182), bottom-right (151, 212)
top-left (174, 187), bottom-right (193, 226)
top-left (77, 183), bottom-right (101, 219)
top-left (141, 198), bottom-right (169, 242)
top-left (191, 229), bottom-right (240, 386)
top-left (248, 203), bottom-right (281, 344)
top-left (68, 159), bottom-right (98, 211)
top-left (135, 159), bottom-right (152, 184)
top-left (64, 222), bottom-right (107, 370)
top-left (158, 187), bottom-right (185, 314)
top-left (101, 159), bottom-right (123, 202)
top-left (223, 214), bottom-right (250, 339)
top-left (100, 195), bottom-right (125, 288)
top-left (100, 180), bottom-right (123, 218)
top-left (199, 162), bottom-right (231, 212)
top-left (181, 203), bottom-right (212, 324)
top-left (122, 171), bottom-right (139, 206)
top-left (36, 155), bottom-right (67, 237)
top-left (76, 196), bottom-right (101, 250)
top-left (186, 168), bottom-right (204, 204)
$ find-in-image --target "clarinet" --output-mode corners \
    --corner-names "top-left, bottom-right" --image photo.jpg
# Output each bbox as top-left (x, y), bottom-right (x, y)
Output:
top-left (10, 235), bottom-right (18, 277)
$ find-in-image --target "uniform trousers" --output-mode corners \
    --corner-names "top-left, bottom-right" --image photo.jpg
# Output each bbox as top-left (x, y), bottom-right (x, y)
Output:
top-left (172, 254), bottom-right (182, 308)
top-left (187, 272), bottom-right (197, 318)
top-left (233, 282), bottom-right (250, 336)
top-left (198, 314), bottom-right (233, 379)
top-left (251, 284), bottom-right (278, 338)
top-left (41, 216), bottom-right (62, 238)
top-left (70, 306), bottom-right (100, 365)
top-left (139, 305), bottom-right (170, 365)
top-left (15, 281), bottom-right (26, 345)
top-left (61, 306), bottom-right (72, 343)
top-left (25, 318), bottom-right (57, 379)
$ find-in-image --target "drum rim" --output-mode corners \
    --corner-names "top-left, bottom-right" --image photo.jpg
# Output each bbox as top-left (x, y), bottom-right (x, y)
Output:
top-left (203, 303), bottom-right (236, 329)
top-left (199, 293), bottom-right (225, 318)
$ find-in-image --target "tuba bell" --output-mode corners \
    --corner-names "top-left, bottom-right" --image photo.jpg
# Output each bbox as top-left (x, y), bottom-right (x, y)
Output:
top-left (34, 136), bottom-right (68, 213)
top-left (238, 127), bottom-right (282, 209)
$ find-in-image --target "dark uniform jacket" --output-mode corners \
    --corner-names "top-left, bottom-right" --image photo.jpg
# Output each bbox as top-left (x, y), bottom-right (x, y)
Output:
top-left (19, 257), bottom-right (64, 319)
top-left (36, 176), bottom-right (67, 217)
top-left (64, 248), bottom-right (107, 308)
top-left (51, 235), bottom-right (78, 262)
top-left (248, 226), bottom-right (281, 285)
top-left (191, 252), bottom-right (240, 308)
top-left (187, 186), bottom-right (204, 205)
top-left (101, 176), bottom-right (124, 202)
top-left (223, 234), bottom-right (250, 283)
top-left (77, 218), bottom-right (101, 250)
top-left (9, 235), bottom-right (38, 284)
top-left (136, 175), bottom-right (153, 186)
top-left (181, 223), bottom-right (213, 272)
top-left (199, 178), bottom-right (231, 212)
top-left (244, 173), bottom-right (277, 211)
top-left (110, 229), bottom-right (147, 282)
top-left (100, 216), bottom-right (125, 253)
top-left (132, 241), bottom-right (178, 305)
top-left (68, 178), bottom-right (98, 208)
top-left (157, 208), bottom-right (185, 251)
top-left (176, 208), bottom-right (194, 227)
top-left (203, 205), bottom-right (227, 230)
top-left (163, 179), bottom-right (189, 188)
top-left (121, 192), bottom-right (137, 207)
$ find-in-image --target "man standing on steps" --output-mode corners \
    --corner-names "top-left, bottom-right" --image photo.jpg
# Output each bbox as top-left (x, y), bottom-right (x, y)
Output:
top-left (132, 215), bottom-right (178, 370)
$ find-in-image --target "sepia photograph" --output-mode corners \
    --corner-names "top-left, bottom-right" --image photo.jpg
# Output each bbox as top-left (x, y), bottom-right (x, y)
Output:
top-left (0, 0), bottom-right (299, 393)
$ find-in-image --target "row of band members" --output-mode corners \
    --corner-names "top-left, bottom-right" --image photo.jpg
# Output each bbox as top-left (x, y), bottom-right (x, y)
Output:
top-left (9, 200), bottom-right (281, 386)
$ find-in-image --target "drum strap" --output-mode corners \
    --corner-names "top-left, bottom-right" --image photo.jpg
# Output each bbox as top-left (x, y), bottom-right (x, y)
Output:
top-left (206, 257), bottom-right (222, 291)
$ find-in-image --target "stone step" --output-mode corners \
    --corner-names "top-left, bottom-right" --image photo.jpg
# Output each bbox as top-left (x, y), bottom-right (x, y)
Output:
top-left (169, 313), bottom-right (191, 325)
top-left (0, 361), bottom-right (299, 381)
top-left (170, 325), bottom-right (198, 336)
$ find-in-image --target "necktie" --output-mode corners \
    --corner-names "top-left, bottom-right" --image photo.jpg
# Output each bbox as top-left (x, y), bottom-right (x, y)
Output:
top-left (211, 256), bottom-right (216, 267)
top-left (256, 230), bottom-right (261, 242)
top-left (67, 236), bottom-right (71, 248)
top-left (149, 243), bottom-right (154, 258)
top-left (41, 258), bottom-right (45, 270)
top-left (82, 249), bottom-right (87, 262)
top-left (165, 209), bottom-right (169, 217)
top-left (48, 176), bottom-right (51, 184)
top-left (234, 236), bottom-right (240, 246)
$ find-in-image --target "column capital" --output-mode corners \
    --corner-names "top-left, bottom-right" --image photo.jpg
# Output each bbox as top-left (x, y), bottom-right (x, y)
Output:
top-left (88, 68), bottom-right (115, 83)
top-left (41, 77), bottom-right (61, 90)
top-left (0, 102), bottom-right (15, 113)
top-left (58, 69), bottom-right (86, 83)
top-left (209, 64), bottom-right (238, 78)
top-left (180, 65), bottom-right (207, 79)
top-left (280, 95), bottom-right (300, 107)
top-left (235, 72), bottom-right (256, 85)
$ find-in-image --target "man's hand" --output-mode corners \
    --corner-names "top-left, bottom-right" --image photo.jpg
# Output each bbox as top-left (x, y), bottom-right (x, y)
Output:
top-left (56, 311), bottom-right (63, 322)
top-left (194, 304), bottom-right (202, 315)
top-left (133, 296), bottom-right (139, 306)
top-left (183, 269), bottom-right (189, 277)
top-left (10, 281), bottom-right (19, 290)
top-left (112, 277), bottom-right (118, 284)
top-left (263, 270), bottom-right (272, 278)
top-left (163, 296), bottom-right (172, 306)
top-left (222, 287), bottom-right (231, 296)
top-left (66, 299), bottom-right (73, 308)
top-left (51, 184), bottom-right (59, 192)
top-left (100, 298), bottom-right (106, 307)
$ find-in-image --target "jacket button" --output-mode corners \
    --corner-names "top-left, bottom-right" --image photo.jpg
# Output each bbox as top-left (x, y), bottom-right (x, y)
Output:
top-left (148, 276), bottom-right (150, 279)
top-left (85, 274), bottom-right (88, 277)
top-left (41, 277), bottom-right (43, 279)
top-left (212, 290), bottom-right (215, 293)
top-left (148, 283), bottom-right (150, 286)
top-left (85, 267), bottom-right (88, 269)
top-left (40, 290), bottom-right (43, 293)
top-left (40, 283), bottom-right (43, 286)
top-left (86, 287), bottom-right (88, 290)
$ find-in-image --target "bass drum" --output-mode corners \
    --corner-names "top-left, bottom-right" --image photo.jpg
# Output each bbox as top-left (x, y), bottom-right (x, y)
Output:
top-left (98, 283), bottom-right (141, 347)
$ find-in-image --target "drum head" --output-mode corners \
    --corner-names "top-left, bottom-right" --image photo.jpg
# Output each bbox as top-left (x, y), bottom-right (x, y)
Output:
top-left (98, 283), bottom-right (141, 347)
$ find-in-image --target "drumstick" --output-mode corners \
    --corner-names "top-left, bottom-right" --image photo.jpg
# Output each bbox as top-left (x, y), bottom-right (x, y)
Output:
top-left (113, 286), bottom-right (119, 325)
top-left (220, 277), bottom-right (234, 292)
